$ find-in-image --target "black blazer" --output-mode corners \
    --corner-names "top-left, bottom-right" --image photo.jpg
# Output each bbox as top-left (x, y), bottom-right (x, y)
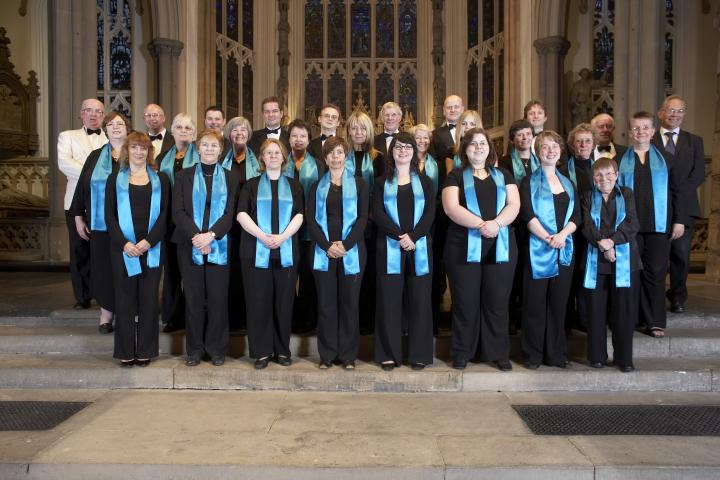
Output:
top-left (171, 165), bottom-right (239, 247)
top-left (373, 133), bottom-right (392, 159)
top-left (308, 137), bottom-right (325, 161)
top-left (248, 128), bottom-right (291, 156)
top-left (651, 130), bottom-right (705, 224)
top-left (430, 124), bottom-right (455, 164)
top-left (156, 133), bottom-right (174, 160)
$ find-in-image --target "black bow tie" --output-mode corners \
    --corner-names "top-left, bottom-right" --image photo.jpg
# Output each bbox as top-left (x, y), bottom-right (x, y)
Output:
top-left (597, 145), bottom-right (612, 153)
top-left (320, 134), bottom-right (333, 141)
top-left (266, 127), bottom-right (280, 135)
top-left (149, 133), bottom-right (163, 141)
top-left (86, 128), bottom-right (101, 136)
top-left (447, 124), bottom-right (456, 130)
top-left (383, 132), bottom-right (396, 139)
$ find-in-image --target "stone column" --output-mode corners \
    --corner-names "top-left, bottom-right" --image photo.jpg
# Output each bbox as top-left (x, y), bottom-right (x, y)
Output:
top-left (533, 35), bottom-right (570, 133)
top-left (704, 13), bottom-right (720, 282)
top-left (277, 0), bottom-right (290, 115)
top-left (48, 0), bottom-right (98, 263)
top-left (148, 38), bottom-right (184, 118)
top-left (431, 0), bottom-right (445, 127)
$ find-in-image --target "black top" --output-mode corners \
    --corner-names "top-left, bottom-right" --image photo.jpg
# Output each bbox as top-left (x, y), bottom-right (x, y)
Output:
top-left (351, 149), bottom-right (386, 179)
top-left (69, 147), bottom-right (120, 223)
top-left (498, 151), bottom-right (533, 182)
top-left (236, 175), bottom-right (304, 262)
top-left (248, 128), bottom-right (291, 156)
top-left (580, 187), bottom-right (641, 274)
top-left (306, 176), bottom-right (369, 251)
top-left (559, 156), bottom-right (594, 196)
top-left (171, 163), bottom-right (239, 247)
top-left (621, 151), bottom-right (681, 233)
top-left (372, 174), bottom-right (435, 245)
top-left (105, 171), bottom-right (170, 270)
top-left (443, 167), bottom-right (516, 263)
top-left (519, 173), bottom-right (581, 235)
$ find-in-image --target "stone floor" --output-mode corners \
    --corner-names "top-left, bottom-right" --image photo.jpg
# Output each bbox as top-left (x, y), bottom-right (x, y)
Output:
top-left (0, 272), bottom-right (719, 479)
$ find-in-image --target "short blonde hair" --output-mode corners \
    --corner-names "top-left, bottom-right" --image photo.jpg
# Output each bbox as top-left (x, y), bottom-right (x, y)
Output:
top-left (170, 113), bottom-right (196, 140)
top-left (257, 138), bottom-right (289, 172)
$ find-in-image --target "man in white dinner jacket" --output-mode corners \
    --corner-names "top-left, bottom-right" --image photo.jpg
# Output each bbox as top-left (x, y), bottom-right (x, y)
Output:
top-left (57, 98), bottom-right (107, 309)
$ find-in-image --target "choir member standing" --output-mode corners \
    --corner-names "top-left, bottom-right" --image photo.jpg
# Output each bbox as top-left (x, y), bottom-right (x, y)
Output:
top-left (581, 157), bottom-right (640, 372)
top-left (431, 94), bottom-right (465, 173)
top-left (591, 113), bottom-right (627, 160)
top-left (374, 101), bottom-right (403, 159)
top-left (105, 132), bottom-right (169, 367)
top-left (308, 104), bottom-right (342, 161)
top-left (248, 96), bottom-right (291, 154)
top-left (173, 129), bottom-right (239, 367)
top-left (373, 132), bottom-right (435, 371)
top-left (70, 112), bottom-right (130, 334)
top-left (237, 139), bottom-right (304, 369)
top-left (306, 136), bottom-right (368, 369)
top-left (143, 103), bottom-right (173, 161)
top-left (442, 128), bottom-right (519, 371)
top-left (445, 110), bottom-right (482, 174)
top-left (519, 131), bottom-right (580, 369)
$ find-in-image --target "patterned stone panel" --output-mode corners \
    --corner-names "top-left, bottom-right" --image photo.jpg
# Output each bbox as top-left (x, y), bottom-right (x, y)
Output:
top-left (0, 220), bottom-right (47, 260)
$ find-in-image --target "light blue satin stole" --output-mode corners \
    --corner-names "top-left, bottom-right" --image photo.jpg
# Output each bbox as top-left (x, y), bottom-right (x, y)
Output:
top-left (294, 152), bottom-right (320, 241)
top-left (220, 147), bottom-right (262, 181)
top-left (160, 143), bottom-right (199, 186)
top-left (313, 168), bottom-right (360, 275)
top-left (617, 145), bottom-right (668, 233)
top-left (452, 154), bottom-right (462, 169)
top-left (423, 153), bottom-right (439, 198)
top-left (510, 148), bottom-right (539, 183)
top-left (529, 168), bottom-right (575, 279)
top-left (383, 173), bottom-right (430, 276)
top-left (90, 144), bottom-right (113, 231)
top-left (116, 167), bottom-right (162, 276)
top-left (255, 173), bottom-right (294, 268)
top-left (462, 167), bottom-right (509, 263)
top-left (191, 163), bottom-right (228, 265)
top-left (583, 186), bottom-right (631, 289)
top-left (345, 151), bottom-right (375, 194)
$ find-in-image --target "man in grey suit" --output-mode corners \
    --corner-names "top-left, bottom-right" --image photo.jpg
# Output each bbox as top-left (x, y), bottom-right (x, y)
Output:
top-left (57, 98), bottom-right (107, 309)
top-left (651, 95), bottom-right (705, 313)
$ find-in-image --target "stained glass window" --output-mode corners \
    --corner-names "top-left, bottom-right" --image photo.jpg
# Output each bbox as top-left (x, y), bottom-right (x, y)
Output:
top-left (215, 0), bottom-right (254, 121)
top-left (96, 0), bottom-right (132, 118)
top-left (664, 0), bottom-right (674, 89)
top-left (303, 0), bottom-right (418, 128)
top-left (592, 0), bottom-right (615, 115)
top-left (467, 0), bottom-right (504, 130)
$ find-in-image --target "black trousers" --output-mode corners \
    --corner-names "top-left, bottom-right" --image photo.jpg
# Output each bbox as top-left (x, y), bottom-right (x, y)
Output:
top-left (227, 229), bottom-right (246, 330)
top-left (358, 229), bottom-right (377, 334)
top-left (111, 254), bottom-right (161, 360)
top-left (509, 226), bottom-right (528, 328)
top-left (313, 255), bottom-right (365, 363)
top-left (178, 247), bottom-right (229, 359)
top-left (65, 210), bottom-right (91, 305)
top-left (636, 232), bottom-right (671, 329)
top-left (585, 271), bottom-right (639, 367)
top-left (90, 231), bottom-right (115, 311)
top-left (161, 237), bottom-right (185, 327)
top-left (521, 262), bottom-right (573, 365)
top-left (566, 237), bottom-right (589, 329)
top-left (374, 253), bottom-right (433, 365)
top-left (446, 243), bottom-right (517, 364)
top-left (242, 258), bottom-right (297, 359)
top-left (293, 240), bottom-right (319, 331)
top-left (431, 207), bottom-right (449, 331)
top-left (667, 221), bottom-right (694, 305)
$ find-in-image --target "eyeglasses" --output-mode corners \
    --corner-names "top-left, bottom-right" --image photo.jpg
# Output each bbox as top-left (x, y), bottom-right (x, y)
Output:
top-left (630, 125), bottom-right (653, 133)
top-left (665, 108), bottom-right (685, 115)
top-left (469, 141), bottom-right (488, 148)
top-left (321, 113), bottom-right (339, 120)
top-left (393, 144), bottom-right (413, 151)
top-left (593, 171), bottom-right (617, 180)
top-left (81, 108), bottom-right (103, 115)
top-left (144, 113), bottom-right (162, 118)
top-left (263, 109), bottom-right (281, 115)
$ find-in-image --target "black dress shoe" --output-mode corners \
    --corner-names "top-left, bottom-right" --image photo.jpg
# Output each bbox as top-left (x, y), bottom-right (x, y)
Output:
top-left (451, 359), bottom-right (467, 370)
top-left (551, 360), bottom-right (570, 369)
top-left (381, 362), bottom-right (395, 371)
top-left (619, 364), bottom-right (635, 373)
top-left (494, 360), bottom-right (513, 372)
top-left (98, 323), bottom-right (114, 334)
top-left (120, 359), bottom-right (134, 368)
top-left (319, 360), bottom-right (332, 369)
top-left (185, 356), bottom-right (200, 367)
top-left (342, 360), bottom-right (355, 370)
top-left (135, 359), bottom-right (150, 367)
top-left (524, 362), bottom-right (540, 370)
top-left (211, 356), bottom-right (225, 366)
top-left (74, 301), bottom-right (91, 310)
top-left (276, 355), bottom-right (292, 367)
top-left (590, 361), bottom-right (605, 369)
top-left (254, 357), bottom-right (270, 369)
top-left (670, 302), bottom-right (685, 314)
top-left (162, 323), bottom-right (184, 333)
top-left (411, 363), bottom-right (426, 371)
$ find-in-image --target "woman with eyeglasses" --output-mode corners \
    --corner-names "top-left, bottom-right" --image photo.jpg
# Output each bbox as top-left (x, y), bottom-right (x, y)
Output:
top-left (618, 112), bottom-right (683, 339)
top-left (173, 128), bottom-right (240, 367)
top-left (156, 113), bottom-right (199, 333)
top-left (105, 132), bottom-right (170, 367)
top-left (70, 111), bottom-right (130, 334)
top-left (237, 139), bottom-right (304, 370)
top-left (442, 128), bottom-right (520, 371)
top-left (373, 132), bottom-right (435, 371)
top-left (518, 131), bottom-right (580, 369)
top-left (445, 110), bottom-right (483, 175)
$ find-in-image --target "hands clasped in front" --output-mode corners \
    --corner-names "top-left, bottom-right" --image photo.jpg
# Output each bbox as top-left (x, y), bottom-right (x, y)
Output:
top-left (123, 239), bottom-right (152, 257)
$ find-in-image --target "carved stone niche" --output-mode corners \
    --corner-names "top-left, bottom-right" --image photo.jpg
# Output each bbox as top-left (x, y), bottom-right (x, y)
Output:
top-left (0, 27), bottom-right (39, 158)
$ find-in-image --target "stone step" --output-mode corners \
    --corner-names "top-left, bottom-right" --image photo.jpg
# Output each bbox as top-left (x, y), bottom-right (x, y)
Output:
top-left (1, 324), bottom-right (719, 359)
top-left (0, 354), bottom-right (717, 392)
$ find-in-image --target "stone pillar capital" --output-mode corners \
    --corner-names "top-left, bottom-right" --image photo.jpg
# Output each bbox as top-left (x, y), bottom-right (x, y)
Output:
top-left (148, 38), bottom-right (184, 59)
top-left (533, 36), bottom-right (571, 56)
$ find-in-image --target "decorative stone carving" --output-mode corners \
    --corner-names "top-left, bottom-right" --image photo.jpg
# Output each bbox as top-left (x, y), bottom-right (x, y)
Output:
top-left (569, 68), bottom-right (607, 127)
top-left (431, 0), bottom-right (445, 127)
top-left (277, 0), bottom-right (290, 110)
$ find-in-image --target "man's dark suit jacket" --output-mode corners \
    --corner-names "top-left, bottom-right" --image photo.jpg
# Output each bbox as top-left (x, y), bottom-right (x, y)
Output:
top-left (248, 128), bottom-right (291, 156)
top-left (308, 136), bottom-right (325, 161)
top-left (651, 130), bottom-right (705, 225)
top-left (431, 124), bottom-right (455, 164)
top-left (592, 142), bottom-right (627, 161)
top-left (156, 133), bottom-right (174, 159)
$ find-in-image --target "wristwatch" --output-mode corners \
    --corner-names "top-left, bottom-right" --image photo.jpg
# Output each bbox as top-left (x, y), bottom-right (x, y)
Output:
top-left (209, 231), bottom-right (216, 239)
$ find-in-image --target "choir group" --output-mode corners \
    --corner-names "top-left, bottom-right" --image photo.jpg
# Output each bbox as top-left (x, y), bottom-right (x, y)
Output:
top-left (58, 93), bottom-right (705, 373)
